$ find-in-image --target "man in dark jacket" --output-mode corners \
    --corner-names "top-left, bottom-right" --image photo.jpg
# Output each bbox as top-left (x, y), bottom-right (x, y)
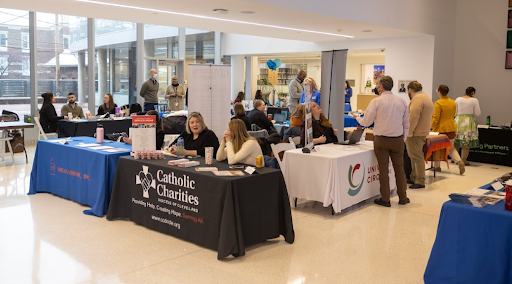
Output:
top-left (248, 100), bottom-right (276, 134)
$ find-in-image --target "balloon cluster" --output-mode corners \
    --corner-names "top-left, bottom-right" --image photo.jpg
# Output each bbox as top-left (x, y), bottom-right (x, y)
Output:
top-left (266, 58), bottom-right (282, 70)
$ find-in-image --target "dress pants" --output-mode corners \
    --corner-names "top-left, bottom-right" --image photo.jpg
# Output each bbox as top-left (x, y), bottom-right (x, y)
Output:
top-left (373, 136), bottom-right (408, 202)
top-left (405, 136), bottom-right (427, 185)
top-left (404, 144), bottom-right (412, 180)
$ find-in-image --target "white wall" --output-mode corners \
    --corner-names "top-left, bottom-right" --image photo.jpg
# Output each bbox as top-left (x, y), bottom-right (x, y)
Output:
top-left (453, 0), bottom-right (512, 125)
top-left (345, 54), bottom-right (385, 110)
top-left (223, 34), bottom-right (435, 103)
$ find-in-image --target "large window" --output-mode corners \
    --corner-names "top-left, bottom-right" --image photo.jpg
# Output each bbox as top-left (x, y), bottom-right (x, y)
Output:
top-left (94, 19), bottom-right (137, 109)
top-left (37, 12), bottom-right (89, 115)
top-left (0, 8), bottom-right (30, 118)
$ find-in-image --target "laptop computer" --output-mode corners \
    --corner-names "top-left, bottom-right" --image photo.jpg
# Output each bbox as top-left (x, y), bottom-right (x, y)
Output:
top-left (273, 113), bottom-right (286, 124)
top-left (335, 128), bottom-right (364, 145)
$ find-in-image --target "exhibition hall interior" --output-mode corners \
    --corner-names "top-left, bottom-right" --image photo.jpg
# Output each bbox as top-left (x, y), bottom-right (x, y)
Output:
top-left (1, 0), bottom-right (512, 283)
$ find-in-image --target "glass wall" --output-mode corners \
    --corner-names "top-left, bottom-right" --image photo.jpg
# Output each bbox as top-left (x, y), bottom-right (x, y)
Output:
top-left (36, 12), bottom-right (90, 115)
top-left (0, 8), bottom-right (30, 118)
top-left (94, 19), bottom-right (137, 110)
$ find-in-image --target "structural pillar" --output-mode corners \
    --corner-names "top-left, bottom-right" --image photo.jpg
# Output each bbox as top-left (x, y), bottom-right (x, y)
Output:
top-left (97, 48), bottom-right (108, 102)
top-left (244, 56), bottom-right (252, 99)
top-left (231, 55), bottom-right (245, 101)
top-left (214, 32), bottom-right (221, 65)
top-left (77, 50), bottom-right (86, 104)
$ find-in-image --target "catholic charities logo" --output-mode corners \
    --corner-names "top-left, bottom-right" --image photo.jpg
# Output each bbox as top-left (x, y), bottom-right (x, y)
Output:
top-left (348, 163), bottom-right (365, 196)
top-left (136, 165), bottom-right (155, 198)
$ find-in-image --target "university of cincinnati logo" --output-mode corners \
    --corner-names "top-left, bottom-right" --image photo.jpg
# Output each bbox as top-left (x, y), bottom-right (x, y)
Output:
top-left (348, 163), bottom-right (365, 196)
top-left (136, 165), bottom-right (155, 199)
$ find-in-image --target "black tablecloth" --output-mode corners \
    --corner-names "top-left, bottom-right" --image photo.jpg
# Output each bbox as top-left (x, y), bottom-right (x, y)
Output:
top-left (106, 156), bottom-right (295, 259)
top-left (468, 128), bottom-right (512, 166)
top-left (58, 119), bottom-right (133, 138)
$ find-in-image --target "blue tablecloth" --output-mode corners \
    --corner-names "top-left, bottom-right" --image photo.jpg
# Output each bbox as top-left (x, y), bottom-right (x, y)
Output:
top-left (344, 115), bottom-right (358, 127)
top-left (28, 136), bottom-right (132, 217)
top-left (424, 189), bottom-right (512, 283)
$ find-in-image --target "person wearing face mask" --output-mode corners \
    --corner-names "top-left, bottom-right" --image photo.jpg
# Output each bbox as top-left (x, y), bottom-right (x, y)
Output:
top-left (61, 93), bottom-right (84, 118)
top-left (140, 69), bottom-right (159, 112)
top-left (165, 76), bottom-right (186, 111)
top-left (350, 75), bottom-right (410, 207)
top-left (300, 101), bottom-right (338, 146)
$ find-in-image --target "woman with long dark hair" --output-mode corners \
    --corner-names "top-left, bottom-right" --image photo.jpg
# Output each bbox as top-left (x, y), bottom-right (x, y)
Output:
top-left (97, 93), bottom-right (117, 115)
top-left (39, 92), bottom-right (66, 133)
top-left (234, 91), bottom-right (245, 104)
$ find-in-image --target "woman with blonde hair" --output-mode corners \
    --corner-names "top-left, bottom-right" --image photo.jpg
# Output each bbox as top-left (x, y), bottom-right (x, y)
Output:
top-left (170, 112), bottom-right (219, 157)
top-left (300, 102), bottom-right (338, 146)
top-left (299, 77), bottom-right (321, 106)
top-left (216, 119), bottom-right (263, 166)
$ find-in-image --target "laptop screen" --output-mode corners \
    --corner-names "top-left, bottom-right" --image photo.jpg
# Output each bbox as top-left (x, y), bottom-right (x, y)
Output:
top-left (273, 113), bottom-right (286, 122)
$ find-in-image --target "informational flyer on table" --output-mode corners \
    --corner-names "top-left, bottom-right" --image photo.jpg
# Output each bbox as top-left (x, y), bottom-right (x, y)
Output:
top-left (131, 115), bottom-right (156, 152)
top-left (304, 84), bottom-right (314, 150)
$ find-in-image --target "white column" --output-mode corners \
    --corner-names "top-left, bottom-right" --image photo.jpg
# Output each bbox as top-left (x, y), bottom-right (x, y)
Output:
top-left (136, 23), bottom-right (144, 106)
top-left (231, 55), bottom-right (245, 101)
top-left (251, 56), bottom-right (259, 99)
top-left (97, 48), bottom-right (107, 101)
top-left (178, 27), bottom-right (185, 84)
top-left (244, 56), bottom-right (251, 98)
top-left (77, 50), bottom-right (86, 104)
top-left (87, 18), bottom-right (95, 112)
top-left (214, 32), bottom-right (221, 65)
top-left (29, 12), bottom-right (37, 117)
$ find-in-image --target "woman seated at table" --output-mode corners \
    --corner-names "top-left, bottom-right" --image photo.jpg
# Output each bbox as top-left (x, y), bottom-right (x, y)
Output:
top-left (170, 112), bottom-right (220, 157)
top-left (123, 110), bottom-right (165, 149)
top-left (231, 103), bottom-right (251, 130)
top-left (300, 102), bottom-right (338, 146)
top-left (39, 92), bottom-right (68, 133)
top-left (289, 104), bottom-right (305, 128)
top-left (216, 119), bottom-right (262, 166)
top-left (97, 93), bottom-right (117, 116)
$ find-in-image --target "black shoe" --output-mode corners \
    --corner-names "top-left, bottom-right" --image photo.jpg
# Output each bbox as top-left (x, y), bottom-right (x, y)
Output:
top-left (374, 198), bottom-right (391, 207)
top-left (409, 184), bottom-right (425, 189)
top-left (406, 179), bottom-right (414, 184)
top-left (399, 197), bottom-right (410, 205)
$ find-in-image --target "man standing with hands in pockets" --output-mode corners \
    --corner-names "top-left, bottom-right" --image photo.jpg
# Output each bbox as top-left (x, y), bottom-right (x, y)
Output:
top-left (351, 75), bottom-right (410, 207)
top-left (166, 76), bottom-right (186, 111)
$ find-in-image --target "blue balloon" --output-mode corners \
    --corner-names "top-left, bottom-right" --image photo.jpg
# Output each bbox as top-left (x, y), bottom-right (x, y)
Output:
top-left (274, 59), bottom-right (282, 68)
top-left (267, 59), bottom-right (276, 70)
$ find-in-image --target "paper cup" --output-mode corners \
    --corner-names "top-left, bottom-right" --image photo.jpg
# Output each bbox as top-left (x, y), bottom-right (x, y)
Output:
top-left (68, 112), bottom-right (73, 120)
top-left (205, 147), bottom-right (214, 165)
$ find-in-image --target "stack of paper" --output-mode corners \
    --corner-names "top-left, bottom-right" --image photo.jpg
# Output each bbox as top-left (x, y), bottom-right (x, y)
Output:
top-left (449, 193), bottom-right (488, 207)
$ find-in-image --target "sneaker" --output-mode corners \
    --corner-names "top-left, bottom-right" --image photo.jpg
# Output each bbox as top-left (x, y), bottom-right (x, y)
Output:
top-left (398, 197), bottom-right (410, 205)
top-left (409, 184), bottom-right (425, 189)
top-left (458, 162), bottom-right (465, 175)
top-left (374, 198), bottom-right (391, 207)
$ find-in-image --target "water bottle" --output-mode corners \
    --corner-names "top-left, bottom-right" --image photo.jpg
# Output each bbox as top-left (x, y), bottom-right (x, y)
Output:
top-left (177, 137), bottom-right (185, 158)
top-left (486, 116), bottom-right (490, 126)
top-left (24, 114), bottom-right (28, 123)
top-left (27, 115), bottom-right (31, 123)
top-left (96, 123), bottom-right (104, 143)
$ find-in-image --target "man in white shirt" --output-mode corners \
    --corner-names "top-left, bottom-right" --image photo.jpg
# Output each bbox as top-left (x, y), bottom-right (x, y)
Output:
top-left (351, 76), bottom-right (410, 207)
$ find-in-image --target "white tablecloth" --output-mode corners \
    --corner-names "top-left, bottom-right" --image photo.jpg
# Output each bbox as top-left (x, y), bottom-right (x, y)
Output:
top-left (282, 142), bottom-right (396, 213)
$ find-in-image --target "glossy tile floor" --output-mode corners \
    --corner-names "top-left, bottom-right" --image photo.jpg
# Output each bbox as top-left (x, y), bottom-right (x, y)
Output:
top-left (1, 147), bottom-right (509, 284)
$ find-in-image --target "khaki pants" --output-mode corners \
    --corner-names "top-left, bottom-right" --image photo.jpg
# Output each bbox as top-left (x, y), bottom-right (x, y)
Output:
top-left (434, 138), bottom-right (461, 168)
top-left (406, 136), bottom-right (427, 185)
top-left (373, 136), bottom-right (408, 202)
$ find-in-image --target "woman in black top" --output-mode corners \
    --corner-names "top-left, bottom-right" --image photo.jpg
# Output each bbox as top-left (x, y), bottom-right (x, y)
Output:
top-left (170, 112), bottom-right (220, 156)
top-left (123, 110), bottom-right (165, 149)
top-left (97, 93), bottom-right (117, 115)
top-left (300, 101), bottom-right (338, 146)
top-left (231, 103), bottom-right (251, 130)
top-left (39, 92), bottom-right (67, 133)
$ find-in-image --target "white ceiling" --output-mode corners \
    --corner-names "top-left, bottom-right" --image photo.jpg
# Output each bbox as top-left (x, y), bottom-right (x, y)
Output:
top-left (1, 0), bottom-right (423, 42)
